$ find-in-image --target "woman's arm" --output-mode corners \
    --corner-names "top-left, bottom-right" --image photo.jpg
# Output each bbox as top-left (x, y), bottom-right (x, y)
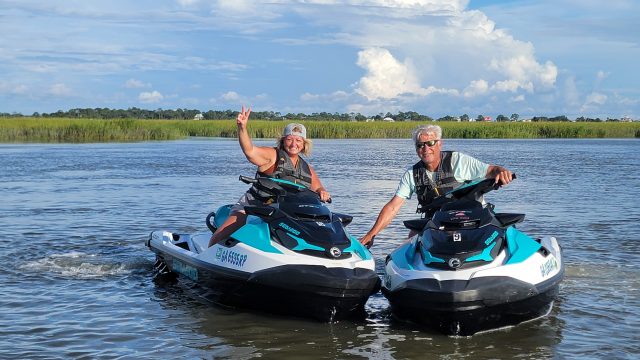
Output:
top-left (309, 165), bottom-right (331, 202)
top-left (236, 106), bottom-right (276, 170)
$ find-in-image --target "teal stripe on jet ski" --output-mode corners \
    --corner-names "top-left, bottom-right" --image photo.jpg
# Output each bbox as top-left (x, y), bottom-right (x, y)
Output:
top-left (271, 178), bottom-right (306, 189)
top-left (214, 205), bottom-right (232, 228)
top-left (289, 233), bottom-right (325, 251)
top-left (445, 178), bottom-right (483, 195)
top-left (344, 236), bottom-right (372, 260)
top-left (231, 215), bottom-right (282, 254)
top-left (389, 242), bottom-right (414, 270)
top-left (505, 227), bottom-right (541, 264)
top-left (466, 241), bottom-right (497, 262)
top-left (419, 245), bottom-right (446, 265)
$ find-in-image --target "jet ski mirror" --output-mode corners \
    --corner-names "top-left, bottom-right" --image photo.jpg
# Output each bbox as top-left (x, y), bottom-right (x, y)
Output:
top-left (494, 213), bottom-right (525, 227)
top-left (403, 218), bottom-right (429, 232)
top-left (333, 212), bottom-right (353, 226)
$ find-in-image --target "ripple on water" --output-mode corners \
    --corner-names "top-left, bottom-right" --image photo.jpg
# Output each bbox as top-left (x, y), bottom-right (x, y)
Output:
top-left (19, 251), bottom-right (132, 279)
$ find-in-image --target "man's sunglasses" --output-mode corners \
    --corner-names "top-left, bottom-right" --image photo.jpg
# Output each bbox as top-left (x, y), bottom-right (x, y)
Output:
top-left (416, 140), bottom-right (440, 149)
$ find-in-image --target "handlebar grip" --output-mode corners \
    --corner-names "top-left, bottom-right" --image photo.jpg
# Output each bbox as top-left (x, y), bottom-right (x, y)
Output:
top-left (239, 175), bottom-right (256, 184)
top-left (365, 235), bottom-right (375, 249)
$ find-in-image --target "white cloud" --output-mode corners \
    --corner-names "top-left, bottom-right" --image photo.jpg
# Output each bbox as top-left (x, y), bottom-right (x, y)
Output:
top-left (563, 76), bottom-right (580, 107)
top-left (49, 83), bottom-right (72, 96)
top-left (463, 79), bottom-right (489, 98)
top-left (0, 82), bottom-right (29, 95)
top-left (493, 79), bottom-right (523, 93)
top-left (299, 0), bottom-right (469, 12)
top-left (125, 79), bottom-right (150, 88)
top-left (177, 0), bottom-right (200, 6)
top-left (12, 84), bottom-right (29, 95)
top-left (138, 91), bottom-right (164, 103)
top-left (580, 91), bottom-right (608, 113)
top-left (585, 92), bottom-right (607, 106)
top-left (221, 91), bottom-right (240, 101)
top-left (354, 47), bottom-right (430, 100)
top-left (300, 92), bottom-right (320, 101)
top-left (216, 0), bottom-right (254, 12)
top-left (209, 91), bottom-right (257, 106)
top-left (510, 94), bottom-right (525, 102)
top-left (305, 1), bottom-right (558, 103)
top-left (4, 0), bottom-right (636, 117)
top-left (301, 90), bottom-right (349, 102)
top-left (488, 56), bottom-right (557, 93)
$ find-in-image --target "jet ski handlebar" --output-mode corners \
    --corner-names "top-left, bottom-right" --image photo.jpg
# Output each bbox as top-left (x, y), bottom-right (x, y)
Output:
top-left (238, 175), bottom-right (331, 203)
top-left (450, 173), bottom-right (516, 199)
top-left (422, 174), bottom-right (516, 214)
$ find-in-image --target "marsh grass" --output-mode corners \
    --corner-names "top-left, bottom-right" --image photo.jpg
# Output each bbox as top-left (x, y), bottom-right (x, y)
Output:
top-left (1, 117), bottom-right (638, 142)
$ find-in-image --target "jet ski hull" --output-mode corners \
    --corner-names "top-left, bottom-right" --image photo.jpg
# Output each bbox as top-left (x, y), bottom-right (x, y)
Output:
top-left (382, 177), bottom-right (564, 335)
top-left (147, 230), bottom-right (380, 322)
top-left (382, 235), bottom-right (564, 335)
top-left (383, 272), bottom-right (563, 335)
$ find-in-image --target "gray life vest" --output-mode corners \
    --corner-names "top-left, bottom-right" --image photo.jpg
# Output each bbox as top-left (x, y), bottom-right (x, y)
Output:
top-left (250, 148), bottom-right (313, 201)
top-left (413, 151), bottom-right (461, 214)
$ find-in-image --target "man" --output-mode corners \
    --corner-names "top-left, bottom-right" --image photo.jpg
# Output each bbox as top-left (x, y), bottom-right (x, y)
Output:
top-left (359, 124), bottom-right (513, 248)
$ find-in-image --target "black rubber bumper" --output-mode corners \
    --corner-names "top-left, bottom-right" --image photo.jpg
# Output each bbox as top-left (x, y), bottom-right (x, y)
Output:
top-left (382, 272), bottom-right (563, 335)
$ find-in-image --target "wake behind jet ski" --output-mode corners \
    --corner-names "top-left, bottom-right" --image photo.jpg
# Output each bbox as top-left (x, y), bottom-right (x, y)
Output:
top-left (147, 176), bottom-right (380, 322)
top-left (382, 176), bottom-right (564, 335)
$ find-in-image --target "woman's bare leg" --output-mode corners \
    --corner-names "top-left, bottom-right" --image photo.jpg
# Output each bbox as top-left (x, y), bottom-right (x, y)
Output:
top-left (208, 212), bottom-right (247, 247)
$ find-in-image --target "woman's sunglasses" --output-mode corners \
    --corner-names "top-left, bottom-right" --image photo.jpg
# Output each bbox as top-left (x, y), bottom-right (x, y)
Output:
top-left (416, 140), bottom-right (440, 149)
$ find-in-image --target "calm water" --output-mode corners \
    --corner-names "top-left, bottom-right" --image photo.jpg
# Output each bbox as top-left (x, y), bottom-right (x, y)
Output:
top-left (1, 138), bottom-right (638, 359)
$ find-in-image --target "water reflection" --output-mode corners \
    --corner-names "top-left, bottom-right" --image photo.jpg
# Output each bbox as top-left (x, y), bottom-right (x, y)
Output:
top-left (149, 269), bottom-right (566, 360)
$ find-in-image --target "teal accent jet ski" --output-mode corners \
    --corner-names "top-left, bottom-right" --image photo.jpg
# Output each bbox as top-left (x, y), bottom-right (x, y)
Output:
top-left (147, 176), bottom-right (380, 322)
top-left (382, 176), bottom-right (564, 335)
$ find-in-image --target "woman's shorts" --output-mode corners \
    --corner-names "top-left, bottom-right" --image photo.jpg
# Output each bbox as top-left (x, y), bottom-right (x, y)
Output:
top-left (230, 192), bottom-right (265, 213)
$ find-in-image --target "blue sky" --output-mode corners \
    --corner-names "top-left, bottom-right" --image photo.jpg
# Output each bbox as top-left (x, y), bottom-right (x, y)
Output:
top-left (1, 0), bottom-right (638, 118)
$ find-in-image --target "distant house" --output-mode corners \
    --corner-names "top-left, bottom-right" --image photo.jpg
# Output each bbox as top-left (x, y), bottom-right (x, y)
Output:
top-left (483, 116), bottom-right (492, 122)
top-left (194, 113), bottom-right (204, 120)
top-left (365, 118), bottom-right (375, 122)
top-left (383, 117), bottom-right (395, 122)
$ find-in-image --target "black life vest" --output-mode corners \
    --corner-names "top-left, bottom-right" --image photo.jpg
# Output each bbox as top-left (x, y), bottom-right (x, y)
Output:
top-left (250, 148), bottom-right (313, 200)
top-left (413, 151), bottom-right (461, 213)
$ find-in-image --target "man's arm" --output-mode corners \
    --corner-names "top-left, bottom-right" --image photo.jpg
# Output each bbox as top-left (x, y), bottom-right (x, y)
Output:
top-left (360, 195), bottom-right (406, 247)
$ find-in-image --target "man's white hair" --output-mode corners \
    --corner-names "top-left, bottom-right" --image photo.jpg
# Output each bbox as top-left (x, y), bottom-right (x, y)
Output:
top-left (412, 124), bottom-right (442, 145)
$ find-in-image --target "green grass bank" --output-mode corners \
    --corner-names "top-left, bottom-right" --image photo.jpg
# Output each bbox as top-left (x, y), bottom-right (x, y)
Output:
top-left (1, 117), bottom-right (639, 142)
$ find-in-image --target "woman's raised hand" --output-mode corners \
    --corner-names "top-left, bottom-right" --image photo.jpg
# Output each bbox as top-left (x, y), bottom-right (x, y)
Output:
top-left (236, 105), bottom-right (252, 129)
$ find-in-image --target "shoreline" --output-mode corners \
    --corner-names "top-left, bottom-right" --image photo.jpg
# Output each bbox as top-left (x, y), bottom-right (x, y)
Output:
top-left (1, 117), bottom-right (638, 142)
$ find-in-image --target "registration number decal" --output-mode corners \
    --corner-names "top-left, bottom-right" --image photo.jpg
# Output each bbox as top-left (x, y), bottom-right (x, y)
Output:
top-left (540, 257), bottom-right (558, 277)
top-left (215, 248), bottom-right (248, 268)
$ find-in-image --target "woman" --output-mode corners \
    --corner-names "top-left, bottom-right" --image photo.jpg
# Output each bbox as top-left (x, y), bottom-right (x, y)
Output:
top-left (208, 106), bottom-right (331, 247)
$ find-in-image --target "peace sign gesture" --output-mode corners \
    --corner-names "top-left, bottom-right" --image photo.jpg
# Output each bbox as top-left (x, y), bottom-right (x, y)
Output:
top-left (236, 105), bottom-right (252, 130)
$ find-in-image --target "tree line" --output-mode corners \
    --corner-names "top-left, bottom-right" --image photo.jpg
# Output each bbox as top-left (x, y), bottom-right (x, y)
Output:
top-left (0, 107), bottom-right (630, 122)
